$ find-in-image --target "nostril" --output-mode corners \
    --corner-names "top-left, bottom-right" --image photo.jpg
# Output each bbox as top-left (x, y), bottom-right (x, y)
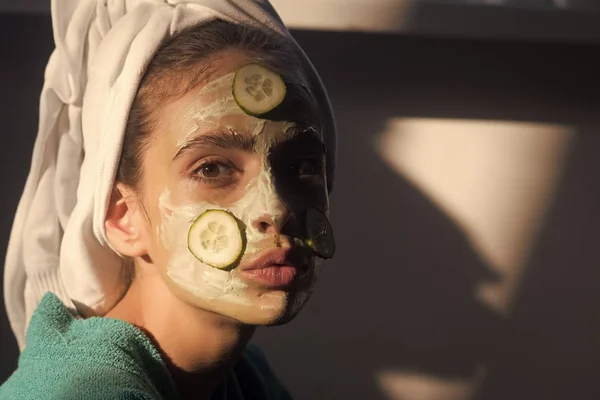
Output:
top-left (252, 216), bottom-right (275, 233)
top-left (258, 221), bottom-right (270, 232)
top-left (253, 211), bottom-right (290, 234)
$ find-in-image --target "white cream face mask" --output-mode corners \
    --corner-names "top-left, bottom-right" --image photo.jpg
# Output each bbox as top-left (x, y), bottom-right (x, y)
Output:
top-left (154, 64), bottom-right (334, 323)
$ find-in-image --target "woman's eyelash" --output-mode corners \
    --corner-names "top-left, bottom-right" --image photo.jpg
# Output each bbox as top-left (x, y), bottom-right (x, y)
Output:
top-left (291, 158), bottom-right (325, 175)
top-left (190, 158), bottom-right (238, 185)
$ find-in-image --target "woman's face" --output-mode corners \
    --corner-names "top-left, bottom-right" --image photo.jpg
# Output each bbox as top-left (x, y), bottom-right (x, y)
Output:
top-left (138, 51), bottom-right (330, 325)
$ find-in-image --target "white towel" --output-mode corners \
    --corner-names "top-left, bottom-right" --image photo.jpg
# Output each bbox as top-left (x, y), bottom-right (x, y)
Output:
top-left (4, 0), bottom-right (335, 350)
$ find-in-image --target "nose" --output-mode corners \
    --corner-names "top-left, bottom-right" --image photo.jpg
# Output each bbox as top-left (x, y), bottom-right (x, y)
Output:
top-left (252, 211), bottom-right (290, 235)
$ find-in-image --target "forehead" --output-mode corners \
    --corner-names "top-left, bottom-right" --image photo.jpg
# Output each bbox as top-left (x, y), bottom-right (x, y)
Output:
top-left (159, 51), bottom-right (321, 151)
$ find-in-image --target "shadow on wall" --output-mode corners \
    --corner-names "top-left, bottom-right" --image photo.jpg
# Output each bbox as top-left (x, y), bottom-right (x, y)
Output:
top-left (254, 29), bottom-right (600, 400)
top-left (480, 130), bottom-right (600, 400)
top-left (255, 77), bottom-right (504, 400)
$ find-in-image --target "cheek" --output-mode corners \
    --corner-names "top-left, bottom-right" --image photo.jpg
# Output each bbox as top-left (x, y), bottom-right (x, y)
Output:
top-left (155, 191), bottom-right (249, 301)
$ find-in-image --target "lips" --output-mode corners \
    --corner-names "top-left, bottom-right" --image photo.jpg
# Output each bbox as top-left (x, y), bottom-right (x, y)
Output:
top-left (238, 247), bottom-right (303, 288)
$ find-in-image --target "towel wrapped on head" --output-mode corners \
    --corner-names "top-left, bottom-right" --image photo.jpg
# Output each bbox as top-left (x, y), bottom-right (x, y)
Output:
top-left (4, 0), bottom-right (336, 350)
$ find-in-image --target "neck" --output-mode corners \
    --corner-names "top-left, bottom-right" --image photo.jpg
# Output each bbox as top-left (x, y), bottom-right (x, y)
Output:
top-left (106, 265), bottom-right (256, 400)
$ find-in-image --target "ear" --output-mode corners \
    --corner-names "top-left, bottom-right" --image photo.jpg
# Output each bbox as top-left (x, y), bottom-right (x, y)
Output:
top-left (105, 183), bottom-right (148, 258)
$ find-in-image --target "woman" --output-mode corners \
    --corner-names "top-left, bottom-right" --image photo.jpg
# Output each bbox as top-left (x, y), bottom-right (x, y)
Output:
top-left (1, 1), bottom-right (336, 399)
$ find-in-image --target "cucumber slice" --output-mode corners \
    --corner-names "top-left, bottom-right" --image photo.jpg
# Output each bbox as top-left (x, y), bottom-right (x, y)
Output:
top-left (188, 210), bottom-right (245, 269)
top-left (305, 207), bottom-right (335, 259)
top-left (232, 63), bottom-right (286, 116)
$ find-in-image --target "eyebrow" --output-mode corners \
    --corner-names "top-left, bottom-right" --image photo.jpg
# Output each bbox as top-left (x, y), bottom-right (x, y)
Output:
top-left (173, 131), bottom-right (256, 160)
top-left (279, 126), bottom-right (326, 152)
top-left (173, 126), bottom-right (325, 161)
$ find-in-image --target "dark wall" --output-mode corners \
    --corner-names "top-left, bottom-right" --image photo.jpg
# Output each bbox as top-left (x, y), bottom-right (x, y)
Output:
top-left (2, 13), bottom-right (600, 400)
top-left (0, 14), bottom-right (53, 381)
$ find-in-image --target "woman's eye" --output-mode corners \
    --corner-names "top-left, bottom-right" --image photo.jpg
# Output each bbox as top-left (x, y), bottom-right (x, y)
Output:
top-left (193, 160), bottom-right (236, 183)
top-left (199, 163), bottom-right (222, 178)
top-left (292, 159), bottom-right (323, 177)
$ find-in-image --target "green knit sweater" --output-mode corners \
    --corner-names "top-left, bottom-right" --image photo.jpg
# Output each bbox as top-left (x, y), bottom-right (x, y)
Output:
top-left (0, 293), bottom-right (292, 400)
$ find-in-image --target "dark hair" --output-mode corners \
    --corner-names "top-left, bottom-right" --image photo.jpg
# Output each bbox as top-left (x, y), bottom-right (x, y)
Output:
top-left (117, 19), bottom-right (317, 190)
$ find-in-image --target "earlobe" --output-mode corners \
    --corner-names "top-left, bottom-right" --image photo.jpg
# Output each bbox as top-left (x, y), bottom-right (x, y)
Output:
top-left (105, 184), bottom-right (148, 258)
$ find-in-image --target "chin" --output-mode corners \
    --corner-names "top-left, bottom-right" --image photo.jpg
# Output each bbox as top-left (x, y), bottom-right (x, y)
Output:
top-left (175, 285), bottom-right (314, 326)
top-left (228, 286), bottom-right (313, 326)
top-left (164, 266), bottom-right (318, 326)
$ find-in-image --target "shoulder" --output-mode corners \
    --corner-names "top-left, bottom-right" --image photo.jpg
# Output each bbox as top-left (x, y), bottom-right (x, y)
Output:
top-left (230, 344), bottom-right (293, 400)
top-left (0, 361), bottom-right (157, 400)
top-left (0, 292), bottom-right (174, 400)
